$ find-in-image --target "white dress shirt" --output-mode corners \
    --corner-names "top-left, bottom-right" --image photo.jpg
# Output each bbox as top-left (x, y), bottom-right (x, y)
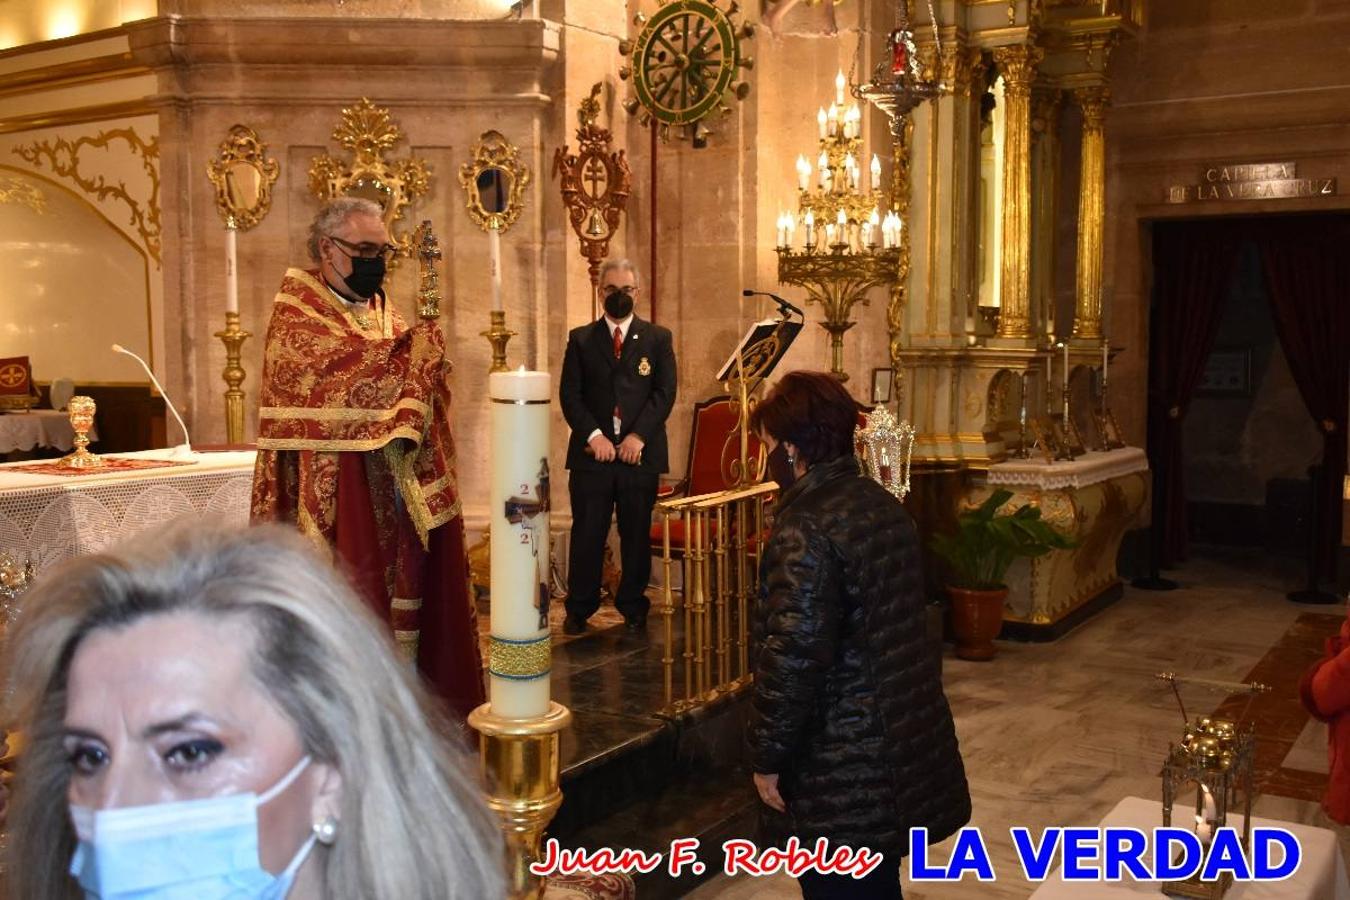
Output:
top-left (587, 313), bottom-right (634, 443)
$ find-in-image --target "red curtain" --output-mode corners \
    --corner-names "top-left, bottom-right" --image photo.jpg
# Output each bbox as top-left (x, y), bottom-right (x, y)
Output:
top-left (1257, 215), bottom-right (1350, 582)
top-left (1147, 220), bottom-right (1241, 566)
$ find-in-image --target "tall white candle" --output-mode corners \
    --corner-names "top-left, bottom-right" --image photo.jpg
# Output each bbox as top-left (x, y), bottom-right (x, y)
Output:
top-left (488, 368), bottom-right (552, 719)
top-left (835, 69), bottom-right (846, 107)
top-left (488, 227), bottom-right (503, 313)
top-left (796, 155), bottom-right (811, 192)
top-left (817, 108), bottom-right (827, 140)
top-left (1062, 341), bottom-right (1070, 396)
top-left (225, 226), bottom-right (238, 315)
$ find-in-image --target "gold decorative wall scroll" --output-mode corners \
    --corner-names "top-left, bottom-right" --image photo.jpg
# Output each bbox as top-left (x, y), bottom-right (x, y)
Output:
top-left (619, 0), bottom-right (755, 145)
top-left (459, 131), bottom-right (531, 373)
top-left (308, 98), bottom-right (432, 257)
top-left (553, 83), bottom-right (633, 295)
top-left (14, 127), bottom-right (162, 265)
top-left (206, 124), bottom-right (279, 231)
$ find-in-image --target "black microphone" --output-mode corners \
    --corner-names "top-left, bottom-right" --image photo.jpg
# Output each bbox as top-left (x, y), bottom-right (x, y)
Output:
top-left (742, 289), bottom-right (804, 319)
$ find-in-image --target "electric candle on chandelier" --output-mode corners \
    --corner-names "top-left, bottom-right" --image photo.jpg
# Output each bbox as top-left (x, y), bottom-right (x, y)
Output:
top-left (776, 69), bottom-right (901, 255)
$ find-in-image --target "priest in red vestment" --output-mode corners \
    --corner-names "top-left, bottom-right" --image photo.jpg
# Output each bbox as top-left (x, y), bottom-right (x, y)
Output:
top-left (251, 197), bottom-right (484, 720)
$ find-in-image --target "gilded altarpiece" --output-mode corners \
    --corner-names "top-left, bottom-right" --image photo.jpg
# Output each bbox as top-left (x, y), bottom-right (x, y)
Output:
top-left (894, 1), bottom-right (1147, 635)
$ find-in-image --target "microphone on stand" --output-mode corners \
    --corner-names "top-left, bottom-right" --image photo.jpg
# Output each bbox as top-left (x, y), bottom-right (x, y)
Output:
top-left (111, 344), bottom-right (193, 458)
top-left (742, 289), bottom-right (804, 320)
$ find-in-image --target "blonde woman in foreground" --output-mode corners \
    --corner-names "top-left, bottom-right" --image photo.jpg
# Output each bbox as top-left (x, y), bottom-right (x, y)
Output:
top-left (2, 523), bottom-right (504, 900)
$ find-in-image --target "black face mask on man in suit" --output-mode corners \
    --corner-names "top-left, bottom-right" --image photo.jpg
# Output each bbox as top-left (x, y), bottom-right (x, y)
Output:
top-left (603, 289), bottom-right (634, 320)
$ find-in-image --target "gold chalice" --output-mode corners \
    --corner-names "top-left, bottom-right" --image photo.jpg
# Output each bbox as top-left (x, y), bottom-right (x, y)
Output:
top-left (59, 395), bottom-right (103, 469)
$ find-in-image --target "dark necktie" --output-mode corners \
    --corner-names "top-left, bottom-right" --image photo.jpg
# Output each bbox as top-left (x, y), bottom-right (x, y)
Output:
top-left (613, 326), bottom-right (623, 432)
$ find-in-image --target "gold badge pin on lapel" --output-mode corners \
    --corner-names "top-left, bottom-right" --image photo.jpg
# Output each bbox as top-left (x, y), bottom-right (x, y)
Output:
top-left (638, 357), bottom-right (652, 376)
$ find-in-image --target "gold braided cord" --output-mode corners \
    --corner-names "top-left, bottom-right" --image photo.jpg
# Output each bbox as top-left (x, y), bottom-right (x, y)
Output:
top-left (489, 636), bottom-right (552, 680)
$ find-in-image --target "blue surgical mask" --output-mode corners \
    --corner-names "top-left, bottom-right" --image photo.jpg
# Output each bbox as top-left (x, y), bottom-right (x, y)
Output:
top-left (69, 755), bottom-right (316, 900)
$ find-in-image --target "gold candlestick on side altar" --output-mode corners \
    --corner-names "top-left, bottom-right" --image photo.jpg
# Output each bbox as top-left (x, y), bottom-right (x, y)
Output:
top-left (214, 314), bottom-right (251, 444)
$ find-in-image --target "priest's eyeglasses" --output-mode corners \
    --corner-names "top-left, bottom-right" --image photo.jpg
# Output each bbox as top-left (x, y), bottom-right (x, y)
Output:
top-left (329, 235), bottom-right (398, 261)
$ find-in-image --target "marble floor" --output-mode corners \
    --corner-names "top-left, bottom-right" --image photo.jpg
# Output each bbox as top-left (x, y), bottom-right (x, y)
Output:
top-left (686, 548), bottom-right (1350, 899)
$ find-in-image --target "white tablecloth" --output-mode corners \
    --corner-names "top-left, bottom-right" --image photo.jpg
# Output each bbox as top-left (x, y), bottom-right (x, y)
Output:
top-left (1029, 796), bottom-right (1350, 899)
top-left (987, 446), bottom-right (1149, 491)
top-left (0, 410), bottom-right (96, 453)
top-left (0, 449), bottom-right (256, 571)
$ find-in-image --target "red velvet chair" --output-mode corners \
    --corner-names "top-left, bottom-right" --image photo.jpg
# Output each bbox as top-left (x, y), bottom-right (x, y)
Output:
top-left (650, 395), bottom-right (764, 553)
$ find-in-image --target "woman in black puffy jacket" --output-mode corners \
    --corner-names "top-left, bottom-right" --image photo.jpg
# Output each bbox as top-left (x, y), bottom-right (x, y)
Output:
top-left (747, 371), bottom-right (971, 900)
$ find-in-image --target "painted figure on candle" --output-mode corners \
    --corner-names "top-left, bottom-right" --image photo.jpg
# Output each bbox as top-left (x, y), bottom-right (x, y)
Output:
top-left (251, 197), bottom-right (485, 721)
top-left (560, 258), bottom-right (677, 635)
top-left (504, 458), bottom-right (553, 631)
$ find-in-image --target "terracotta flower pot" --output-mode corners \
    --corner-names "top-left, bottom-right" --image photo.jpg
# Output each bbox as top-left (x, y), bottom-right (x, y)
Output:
top-left (946, 585), bottom-right (1008, 661)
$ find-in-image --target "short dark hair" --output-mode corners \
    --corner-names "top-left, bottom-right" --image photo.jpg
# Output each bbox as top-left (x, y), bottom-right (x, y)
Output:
top-left (749, 370), bottom-right (858, 466)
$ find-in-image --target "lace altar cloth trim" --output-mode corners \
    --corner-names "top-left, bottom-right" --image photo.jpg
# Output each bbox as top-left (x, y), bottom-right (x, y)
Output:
top-left (0, 410), bottom-right (95, 453)
top-left (5, 458), bottom-right (193, 477)
top-left (986, 446), bottom-right (1149, 491)
top-left (0, 451), bottom-right (256, 572)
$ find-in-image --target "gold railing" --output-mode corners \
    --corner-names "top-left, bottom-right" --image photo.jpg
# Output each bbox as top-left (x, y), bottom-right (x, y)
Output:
top-left (656, 481), bottom-right (777, 714)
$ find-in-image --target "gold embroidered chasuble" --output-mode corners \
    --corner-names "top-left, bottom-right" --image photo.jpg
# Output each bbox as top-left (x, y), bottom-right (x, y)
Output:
top-left (251, 268), bottom-right (484, 717)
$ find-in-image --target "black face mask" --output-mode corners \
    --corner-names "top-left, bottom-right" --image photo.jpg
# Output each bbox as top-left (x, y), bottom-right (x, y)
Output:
top-left (603, 289), bottom-right (634, 320)
top-left (766, 443), bottom-right (797, 489)
top-left (342, 255), bottom-right (386, 300)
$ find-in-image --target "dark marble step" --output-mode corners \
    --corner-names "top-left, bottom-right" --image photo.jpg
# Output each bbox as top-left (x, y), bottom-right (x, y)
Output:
top-left (549, 615), bottom-right (754, 839)
top-left (556, 761), bottom-right (760, 900)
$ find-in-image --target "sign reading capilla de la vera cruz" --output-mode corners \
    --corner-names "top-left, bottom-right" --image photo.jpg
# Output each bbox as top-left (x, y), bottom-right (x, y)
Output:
top-left (1167, 160), bottom-right (1337, 204)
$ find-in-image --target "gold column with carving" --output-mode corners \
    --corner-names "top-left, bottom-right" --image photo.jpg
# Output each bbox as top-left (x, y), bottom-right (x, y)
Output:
top-left (1031, 87), bottom-right (1062, 342)
top-left (888, 115), bottom-right (915, 412)
top-left (992, 45), bottom-right (1043, 339)
top-left (1072, 85), bottom-right (1109, 340)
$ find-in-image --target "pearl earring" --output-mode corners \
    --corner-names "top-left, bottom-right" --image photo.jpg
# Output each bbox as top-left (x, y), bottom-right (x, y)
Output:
top-left (313, 815), bottom-right (339, 846)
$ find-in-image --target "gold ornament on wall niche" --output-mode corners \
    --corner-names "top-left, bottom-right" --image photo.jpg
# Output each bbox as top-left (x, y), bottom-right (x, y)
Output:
top-left (206, 125), bottom-right (279, 231)
top-left (308, 98), bottom-right (432, 258)
top-left (13, 128), bottom-right (161, 264)
top-left (0, 175), bottom-right (46, 215)
top-left (459, 130), bottom-right (531, 235)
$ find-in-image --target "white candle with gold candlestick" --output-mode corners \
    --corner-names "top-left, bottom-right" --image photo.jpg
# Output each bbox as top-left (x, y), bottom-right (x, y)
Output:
top-left (488, 227), bottom-right (503, 313)
top-left (488, 368), bottom-right (552, 719)
top-left (225, 226), bottom-right (238, 315)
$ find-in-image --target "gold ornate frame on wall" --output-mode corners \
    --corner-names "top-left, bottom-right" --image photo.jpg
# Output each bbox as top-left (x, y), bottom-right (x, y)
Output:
top-left (458, 130), bottom-right (531, 234)
top-left (206, 125), bottom-right (279, 231)
top-left (309, 98), bottom-right (432, 257)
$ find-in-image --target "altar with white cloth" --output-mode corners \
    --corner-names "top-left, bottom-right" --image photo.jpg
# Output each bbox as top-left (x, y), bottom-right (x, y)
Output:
top-left (1029, 796), bottom-right (1350, 899)
top-left (0, 449), bottom-right (256, 571)
top-left (970, 447), bottom-right (1151, 638)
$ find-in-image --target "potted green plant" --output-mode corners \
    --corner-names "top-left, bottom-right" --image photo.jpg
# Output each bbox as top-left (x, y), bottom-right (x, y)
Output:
top-left (930, 489), bottom-right (1075, 661)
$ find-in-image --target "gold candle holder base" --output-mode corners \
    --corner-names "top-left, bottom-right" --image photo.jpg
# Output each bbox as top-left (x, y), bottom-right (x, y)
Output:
top-left (59, 395), bottom-right (103, 469)
top-left (482, 310), bottom-right (518, 374)
top-left (214, 312), bottom-right (252, 444)
top-left (467, 701), bottom-right (572, 900)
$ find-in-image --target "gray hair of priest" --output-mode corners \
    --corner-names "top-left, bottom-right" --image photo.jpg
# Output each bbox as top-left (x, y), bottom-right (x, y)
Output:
top-left (307, 196), bottom-right (386, 263)
top-left (1, 523), bottom-right (504, 900)
top-left (599, 257), bottom-right (642, 287)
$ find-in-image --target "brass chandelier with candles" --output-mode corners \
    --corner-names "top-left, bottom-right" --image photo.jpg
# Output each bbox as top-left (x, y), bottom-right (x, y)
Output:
top-left (775, 69), bottom-right (901, 382)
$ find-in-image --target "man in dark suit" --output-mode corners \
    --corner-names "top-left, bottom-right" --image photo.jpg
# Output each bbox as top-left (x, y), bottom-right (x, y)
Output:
top-left (560, 259), bottom-right (677, 633)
